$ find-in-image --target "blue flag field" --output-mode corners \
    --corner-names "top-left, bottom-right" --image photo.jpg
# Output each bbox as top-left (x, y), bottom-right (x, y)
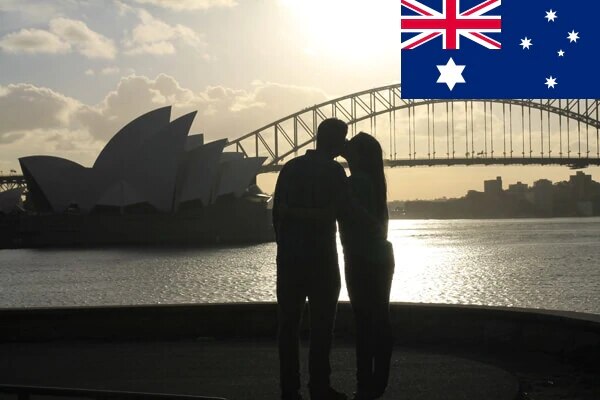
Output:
top-left (400, 0), bottom-right (600, 99)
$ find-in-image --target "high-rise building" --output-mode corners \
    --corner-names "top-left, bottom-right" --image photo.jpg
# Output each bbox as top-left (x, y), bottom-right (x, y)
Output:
top-left (569, 171), bottom-right (593, 201)
top-left (484, 176), bottom-right (503, 194)
top-left (508, 181), bottom-right (528, 194)
top-left (533, 179), bottom-right (554, 216)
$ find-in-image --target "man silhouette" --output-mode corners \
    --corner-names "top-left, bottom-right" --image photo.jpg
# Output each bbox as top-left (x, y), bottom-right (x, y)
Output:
top-left (273, 119), bottom-right (350, 400)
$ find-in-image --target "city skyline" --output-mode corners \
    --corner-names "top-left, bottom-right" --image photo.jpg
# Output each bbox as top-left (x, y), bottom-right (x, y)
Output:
top-left (393, 170), bottom-right (600, 219)
top-left (388, 170), bottom-right (600, 201)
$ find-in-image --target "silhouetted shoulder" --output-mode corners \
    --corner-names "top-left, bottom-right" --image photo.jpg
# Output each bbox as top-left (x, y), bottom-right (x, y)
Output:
top-left (280, 151), bottom-right (345, 177)
top-left (278, 153), bottom-right (308, 172)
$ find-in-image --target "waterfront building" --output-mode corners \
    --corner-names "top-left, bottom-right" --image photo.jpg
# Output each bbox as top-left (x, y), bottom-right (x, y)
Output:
top-left (484, 176), bottom-right (503, 194)
top-left (19, 107), bottom-right (266, 215)
top-left (569, 171), bottom-right (593, 201)
top-left (533, 179), bottom-right (554, 216)
top-left (507, 181), bottom-right (528, 194)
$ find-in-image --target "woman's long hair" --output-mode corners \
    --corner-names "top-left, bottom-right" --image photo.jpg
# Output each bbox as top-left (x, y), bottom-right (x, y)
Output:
top-left (349, 132), bottom-right (388, 223)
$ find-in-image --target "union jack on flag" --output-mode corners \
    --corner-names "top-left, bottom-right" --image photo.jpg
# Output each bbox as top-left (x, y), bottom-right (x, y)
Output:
top-left (401, 0), bottom-right (502, 50)
top-left (400, 0), bottom-right (600, 99)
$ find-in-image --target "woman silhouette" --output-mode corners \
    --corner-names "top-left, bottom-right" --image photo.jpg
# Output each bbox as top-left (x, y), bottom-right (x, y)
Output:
top-left (340, 132), bottom-right (395, 400)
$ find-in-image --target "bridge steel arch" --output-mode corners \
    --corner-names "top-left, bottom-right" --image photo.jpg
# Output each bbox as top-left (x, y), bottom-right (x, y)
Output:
top-left (0, 175), bottom-right (26, 192)
top-left (224, 84), bottom-right (600, 172)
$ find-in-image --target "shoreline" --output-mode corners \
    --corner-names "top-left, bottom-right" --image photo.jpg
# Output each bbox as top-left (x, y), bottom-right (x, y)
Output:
top-left (2, 302), bottom-right (598, 399)
top-left (389, 215), bottom-right (600, 220)
top-left (2, 302), bottom-right (598, 357)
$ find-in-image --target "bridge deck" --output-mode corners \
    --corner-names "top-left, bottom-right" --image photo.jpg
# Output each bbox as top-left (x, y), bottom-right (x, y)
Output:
top-left (0, 175), bottom-right (26, 183)
top-left (4, 156), bottom-right (599, 185)
top-left (260, 157), bottom-right (600, 172)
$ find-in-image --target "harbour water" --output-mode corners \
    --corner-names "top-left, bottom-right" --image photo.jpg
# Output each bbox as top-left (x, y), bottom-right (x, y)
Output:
top-left (1, 218), bottom-right (599, 314)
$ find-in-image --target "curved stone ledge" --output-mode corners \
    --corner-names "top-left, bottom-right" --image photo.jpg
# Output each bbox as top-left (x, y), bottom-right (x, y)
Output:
top-left (1, 302), bottom-right (598, 364)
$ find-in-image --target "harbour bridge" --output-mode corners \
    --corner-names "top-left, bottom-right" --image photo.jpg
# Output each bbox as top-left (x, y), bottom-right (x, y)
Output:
top-left (0, 174), bottom-right (25, 192)
top-left (1, 83), bottom-right (599, 192)
top-left (225, 83), bottom-right (600, 172)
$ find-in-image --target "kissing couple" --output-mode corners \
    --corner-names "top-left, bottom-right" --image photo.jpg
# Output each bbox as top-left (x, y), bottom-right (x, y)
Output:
top-left (273, 119), bottom-right (395, 400)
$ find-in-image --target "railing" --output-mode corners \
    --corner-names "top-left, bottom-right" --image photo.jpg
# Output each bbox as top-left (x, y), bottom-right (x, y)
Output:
top-left (0, 384), bottom-right (227, 400)
top-left (0, 174), bottom-right (27, 192)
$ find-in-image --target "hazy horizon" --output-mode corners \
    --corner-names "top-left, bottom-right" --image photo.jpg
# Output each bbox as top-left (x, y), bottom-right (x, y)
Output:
top-left (258, 165), bottom-right (600, 201)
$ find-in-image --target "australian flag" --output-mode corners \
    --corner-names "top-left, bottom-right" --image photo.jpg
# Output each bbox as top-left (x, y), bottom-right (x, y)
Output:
top-left (400, 0), bottom-right (600, 99)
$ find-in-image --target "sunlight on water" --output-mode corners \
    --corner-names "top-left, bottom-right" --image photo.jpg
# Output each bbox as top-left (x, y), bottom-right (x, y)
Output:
top-left (337, 220), bottom-right (455, 303)
top-left (1, 218), bottom-right (599, 314)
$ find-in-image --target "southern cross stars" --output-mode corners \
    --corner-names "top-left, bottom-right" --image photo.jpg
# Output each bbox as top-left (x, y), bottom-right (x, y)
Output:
top-left (545, 9), bottom-right (558, 22)
top-left (518, 9), bottom-right (581, 91)
top-left (545, 76), bottom-right (558, 89)
top-left (520, 37), bottom-right (533, 50)
top-left (567, 30), bottom-right (580, 43)
top-left (437, 58), bottom-right (466, 91)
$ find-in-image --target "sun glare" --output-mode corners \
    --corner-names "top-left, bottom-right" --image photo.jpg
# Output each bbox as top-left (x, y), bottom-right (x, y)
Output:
top-left (280, 0), bottom-right (401, 63)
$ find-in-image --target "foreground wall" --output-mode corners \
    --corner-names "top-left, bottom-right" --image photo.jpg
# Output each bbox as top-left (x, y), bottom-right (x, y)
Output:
top-left (1, 303), bottom-right (599, 365)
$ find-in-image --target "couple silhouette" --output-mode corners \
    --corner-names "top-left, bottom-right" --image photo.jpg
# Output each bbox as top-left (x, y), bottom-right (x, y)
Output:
top-left (273, 119), bottom-right (395, 400)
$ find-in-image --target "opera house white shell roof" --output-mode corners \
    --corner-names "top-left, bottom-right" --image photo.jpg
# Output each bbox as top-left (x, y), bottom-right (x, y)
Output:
top-left (19, 107), bottom-right (266, 214)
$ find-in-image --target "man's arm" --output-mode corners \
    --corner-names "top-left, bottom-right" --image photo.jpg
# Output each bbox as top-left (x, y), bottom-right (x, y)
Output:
top-left (272, 164), bottom-right (288, 243)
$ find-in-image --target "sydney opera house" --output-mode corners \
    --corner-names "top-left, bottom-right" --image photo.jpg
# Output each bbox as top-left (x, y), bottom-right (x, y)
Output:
top-left (5, 107), bottom-right (274, 247)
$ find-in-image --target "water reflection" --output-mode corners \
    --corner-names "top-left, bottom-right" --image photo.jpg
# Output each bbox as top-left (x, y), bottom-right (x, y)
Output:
top-left (0, 218), bottom-right (599, 314)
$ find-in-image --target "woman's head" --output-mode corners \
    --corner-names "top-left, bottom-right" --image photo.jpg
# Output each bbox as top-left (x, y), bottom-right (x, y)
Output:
top-left (345, 132), bottom-right (387, 219)
top-left (345, 132), bottom-right (383, 172)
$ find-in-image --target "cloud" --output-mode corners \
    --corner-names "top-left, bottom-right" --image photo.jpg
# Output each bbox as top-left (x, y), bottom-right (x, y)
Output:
top-left (130, 0), bottom-right (237, 11)
top-left (0, 29), bottom-right (70, 54)
top-left (0, 83), bottom-right (81, 138)
top-left (0, 83), bottom-right (100, 173)
top-left (123, 9), bottom-right (207, 55)
top-left (100, 67), bottom-right (121, 75)
top-left (48, 18), bottom-right (117, 59)
top-left (74, 74), bottom-right (197, 141)
top-left (114, 0), bottom-right (135, 16)
top-left (0, 132), bottom-right (26, 145)
top-left (125, 40), bottom-right (176, 55)
top-left (85, 67), bottom-right (135, 77)
top-left (0, 74), bottom-right (329, 170)
top-left (0, 18), bottom-right (117, 59)
top-left (74, 74), bottom-right (329, 143)
top-left (0, 1), bottom-right (67, 25)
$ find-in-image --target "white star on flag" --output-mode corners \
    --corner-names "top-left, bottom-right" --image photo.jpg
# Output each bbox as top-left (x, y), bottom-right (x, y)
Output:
top-left (567, 30), bottom-right (580, 43)
top-left (557, 49), bottom-right (565, 57)
top-left (520, 37), bottom-right (533, 49)
top-left (437, 58), bottom-right (466, 91)
top-left (545, 10), bottom-right (558, 22)
top-left (545, 76), bottom-right (558, 89)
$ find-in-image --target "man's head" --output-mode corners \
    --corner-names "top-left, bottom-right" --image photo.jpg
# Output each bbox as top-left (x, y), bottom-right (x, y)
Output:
top-left (315, 118), bottom-right (348, 158)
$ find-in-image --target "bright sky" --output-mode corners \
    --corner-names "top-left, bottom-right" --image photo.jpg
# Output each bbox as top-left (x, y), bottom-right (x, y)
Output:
top-left (1, 0), bottom-right (598, 200)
